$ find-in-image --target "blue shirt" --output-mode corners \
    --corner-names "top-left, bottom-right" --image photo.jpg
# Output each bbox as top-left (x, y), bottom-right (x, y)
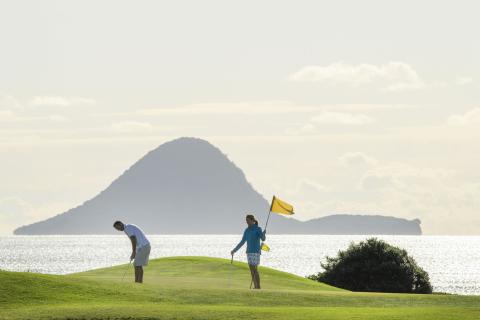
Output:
top-left (232, 224), bottom-right (266, 254)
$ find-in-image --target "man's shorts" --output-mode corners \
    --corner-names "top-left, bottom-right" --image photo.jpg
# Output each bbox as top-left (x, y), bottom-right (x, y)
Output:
top-left (247, 253), bottom-right (261, 266)
top-left (134, 244), bottom-right (151, 267)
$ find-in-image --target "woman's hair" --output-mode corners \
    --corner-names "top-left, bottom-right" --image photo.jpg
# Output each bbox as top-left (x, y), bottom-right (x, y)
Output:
top-left (246, 214), bottom-right (258, 225)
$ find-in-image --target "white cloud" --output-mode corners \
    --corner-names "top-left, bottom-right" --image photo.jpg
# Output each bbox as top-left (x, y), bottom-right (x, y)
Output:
top-left (455, 76), bottom-right (473, 86)
top-left (360, 162), bottom-right (453, 191)
top-left (0, 93), bottom-right (69, 123)
top-left (289, 61), bottom-right (426, 92)
top-left (94, 103), bottom-right (419, 119)
top-left (285, 111), bottom-right (374, 135)
top-left (280, 178), bottom-right (329, 198)
top-left (339, 152), bottom-right (378, 167)
top-left (138, 101), bottom-right (318, 116)
top-left (30, 96), bottom-right (70, 107)
top-left (377, 162), bottom-right (453, 179)
top-left (447, 108), bottom-right (480, 126)
top-left (109, 121), bottom-right (153, 133)
top-left (29, 96), bottom-right (96, 107)
top-left (326, 104), bottom-right (419, 112)
top-left (71, 97), bottom-right (97, 105)
top-left (0, 197), bottom-right (34, 234)
top-left (266, 154), bottom-right (475, 234)
top-left (0, 113), bottom-right (69, 123)
top-left (295, 123), bottom-right (317, 134)
top-left (272, 178), bottom-right (331, 220)
top-left (0, 93), bottom-right (23, 111)
top-left (311, 112), bottom-right (374, 125)
top-left (361, 173), bottom-right (398, 190)
top-left (0, 110), bottom-right (15, 119)
top-left (45, 115), bottom-right (68, 122)
top-left (0, 197), bottom-right (72, 235)
top-left (0, 197), bottom-right (33, 218)
top-left (293, 179), bottom-right (329, 195)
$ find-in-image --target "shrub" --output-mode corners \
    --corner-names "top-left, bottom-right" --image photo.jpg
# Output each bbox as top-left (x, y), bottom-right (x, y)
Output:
top-left (308, 238), bottom-right (432, 293)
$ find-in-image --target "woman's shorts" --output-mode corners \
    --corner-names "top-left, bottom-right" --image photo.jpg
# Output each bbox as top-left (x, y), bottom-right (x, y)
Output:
top-left (134, 244), bottom-right (151, 267)
top-left (247, 253), bottom-right (261, 266)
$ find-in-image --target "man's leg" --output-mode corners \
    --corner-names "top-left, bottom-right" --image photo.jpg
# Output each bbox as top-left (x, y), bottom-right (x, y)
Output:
top-left (135, 266), bottom-right (143, 283)
top-left (135, 245), bottom-right (149, 284)
top-left (138, 266), bottom-right (144, 283)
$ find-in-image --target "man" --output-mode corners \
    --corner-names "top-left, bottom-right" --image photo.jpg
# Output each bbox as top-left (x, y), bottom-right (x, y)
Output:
top-left (113, 221), bottom-right (151, 283)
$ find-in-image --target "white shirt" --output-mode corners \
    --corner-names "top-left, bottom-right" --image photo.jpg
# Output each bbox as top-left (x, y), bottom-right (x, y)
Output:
top-left (124, 224), bottom-right (150, 249)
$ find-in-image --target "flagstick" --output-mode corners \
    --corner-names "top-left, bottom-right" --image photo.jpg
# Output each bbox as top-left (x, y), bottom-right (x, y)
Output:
top-left (264, 196), bottom-right (275, 232)
top-left (254, 196), bottom-right (274, 289)
top-left (260, 203), bottom-right (272, 252)
top-left (264, 211), bottom-right (272, 232)
top-left (248, 196), bottom-right (276, 290)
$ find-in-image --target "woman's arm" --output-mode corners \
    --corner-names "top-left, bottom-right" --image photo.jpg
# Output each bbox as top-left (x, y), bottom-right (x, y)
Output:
top-left (231, 230), bottom-right (247, 254)
top-left (259, 227), bottom-right (266, 241)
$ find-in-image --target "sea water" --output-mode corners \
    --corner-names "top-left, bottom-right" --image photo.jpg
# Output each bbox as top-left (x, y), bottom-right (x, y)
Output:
top-left (0, 235), bottom-right (479, 295)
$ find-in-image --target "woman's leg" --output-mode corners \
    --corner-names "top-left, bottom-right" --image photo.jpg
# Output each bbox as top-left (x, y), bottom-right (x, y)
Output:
top-left (252, 266), bottom-right (260, 289)
top-left (248, 264), bottom-right (255, 288)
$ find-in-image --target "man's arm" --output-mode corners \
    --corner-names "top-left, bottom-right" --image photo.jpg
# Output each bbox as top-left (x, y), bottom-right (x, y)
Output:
top-left (130, 236), bottom-right (137, 260)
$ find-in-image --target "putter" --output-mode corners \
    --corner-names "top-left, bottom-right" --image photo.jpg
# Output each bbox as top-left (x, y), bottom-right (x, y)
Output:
top-left (227, 253), bottom-right (234, 288)
top-left (121, 259), bottom-right (133, 282)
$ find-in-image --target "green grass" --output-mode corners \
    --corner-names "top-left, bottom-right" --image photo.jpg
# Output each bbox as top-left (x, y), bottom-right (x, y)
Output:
top-left (1, 256), bottom-right (479, 319)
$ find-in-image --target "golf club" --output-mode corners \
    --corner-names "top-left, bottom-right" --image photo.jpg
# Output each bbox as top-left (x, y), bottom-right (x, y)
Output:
top-left (121, 259), bottom-right (133, 282)
top-left (227, 253), bottom-right (234, 288)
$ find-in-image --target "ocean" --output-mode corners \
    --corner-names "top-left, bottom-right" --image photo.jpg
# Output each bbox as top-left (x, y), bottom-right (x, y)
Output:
top-left (1, 235), bottom-right (479, 295)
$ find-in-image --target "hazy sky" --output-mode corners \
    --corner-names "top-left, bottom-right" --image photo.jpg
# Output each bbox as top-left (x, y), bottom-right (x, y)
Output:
top-left (1, 1), bottom-right (479, 235)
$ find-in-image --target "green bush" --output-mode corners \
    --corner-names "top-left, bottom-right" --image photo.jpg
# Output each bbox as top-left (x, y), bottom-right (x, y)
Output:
top-left (308, 238), bottom-right (432, 294)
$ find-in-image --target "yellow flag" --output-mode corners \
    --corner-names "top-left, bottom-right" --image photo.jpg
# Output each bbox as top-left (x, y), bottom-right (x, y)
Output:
top-left (270, 196), bottom-right (294, 215)
top-left (261, 242), bottom-right (270, 252)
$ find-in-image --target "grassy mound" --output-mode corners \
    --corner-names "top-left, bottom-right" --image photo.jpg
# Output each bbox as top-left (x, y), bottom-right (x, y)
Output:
top-left (1, 256), bottom-right (479, 320)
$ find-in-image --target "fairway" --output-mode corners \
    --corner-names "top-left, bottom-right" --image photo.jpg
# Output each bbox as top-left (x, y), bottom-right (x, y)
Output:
top-left (1, 256), bottom-right (479, 320)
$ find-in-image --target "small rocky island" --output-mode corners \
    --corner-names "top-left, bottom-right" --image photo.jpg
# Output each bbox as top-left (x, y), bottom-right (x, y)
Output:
top-left (14, 138), bottom-right (422, 235)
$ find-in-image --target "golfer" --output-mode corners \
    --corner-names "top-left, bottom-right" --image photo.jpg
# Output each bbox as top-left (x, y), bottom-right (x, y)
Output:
top-left (231, 214), bottom-right (266, 289)
top-left (113, 221), bottom-right (151, 283)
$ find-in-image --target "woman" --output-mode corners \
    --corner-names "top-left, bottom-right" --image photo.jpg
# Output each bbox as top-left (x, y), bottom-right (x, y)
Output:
top-left (231, 214), bottom-right (266, 289)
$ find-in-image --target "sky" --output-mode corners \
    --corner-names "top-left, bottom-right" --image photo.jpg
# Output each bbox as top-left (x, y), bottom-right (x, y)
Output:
top-left (1, 0), bottom-right (480, 235)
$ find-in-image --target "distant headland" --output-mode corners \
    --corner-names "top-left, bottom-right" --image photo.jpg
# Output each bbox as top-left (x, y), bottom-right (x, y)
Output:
top-left (14, 138), bottom-right (421, 235)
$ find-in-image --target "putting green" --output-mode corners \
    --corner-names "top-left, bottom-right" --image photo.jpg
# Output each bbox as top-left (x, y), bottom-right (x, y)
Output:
top-left (1, 256), bottom-right (479, 320)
